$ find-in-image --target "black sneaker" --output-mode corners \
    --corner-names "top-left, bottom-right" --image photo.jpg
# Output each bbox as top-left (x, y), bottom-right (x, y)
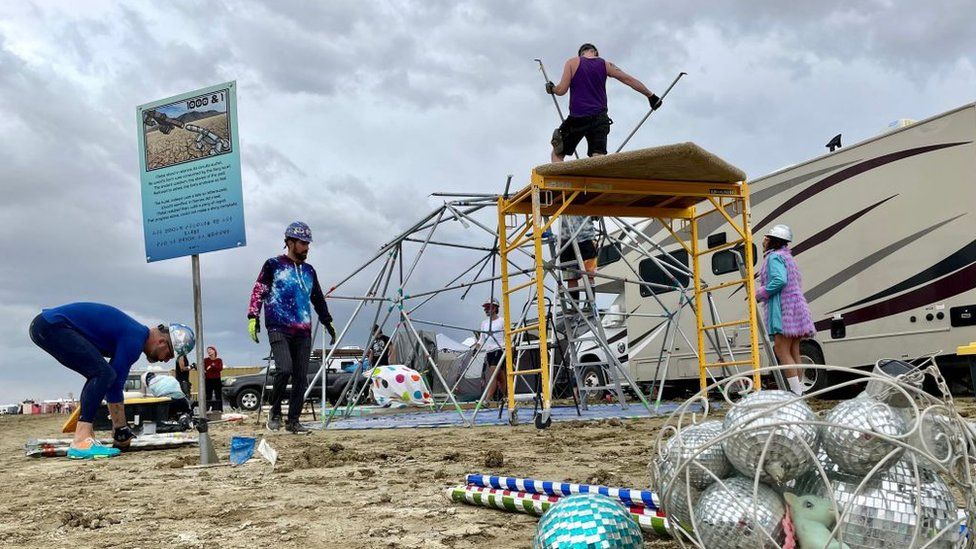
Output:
top-left (266, 416), bottom-right (282, 432)
top-left (286, 421), bottom-right (310, 435)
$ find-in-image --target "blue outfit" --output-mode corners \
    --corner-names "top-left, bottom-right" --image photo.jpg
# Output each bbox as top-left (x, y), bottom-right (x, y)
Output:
top-left (758, 254), bottom-right (787, 335)
top-left (247, 254), bottom-right (332, 424)
top-left (248, 255), bottom-right (331, 337)
top-left (29, 303), bottom-right (149, 423)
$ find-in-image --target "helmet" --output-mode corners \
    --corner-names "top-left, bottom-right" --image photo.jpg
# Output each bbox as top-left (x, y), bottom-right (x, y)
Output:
top-left (765, 224), bottom-right (793, 243)
top-left (285, 221), bottom-right (313, 243)
top-left (482, 298), bottom-right (500, 308)
top-left (168, 323), bottom-right (196, 357)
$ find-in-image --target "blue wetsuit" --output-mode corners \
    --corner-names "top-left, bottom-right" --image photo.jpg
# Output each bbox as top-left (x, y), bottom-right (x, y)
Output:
top-left (29, 303), bottom-right (149, 422)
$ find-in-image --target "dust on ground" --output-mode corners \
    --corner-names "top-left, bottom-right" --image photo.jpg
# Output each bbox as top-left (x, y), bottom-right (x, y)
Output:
top-left (6, 397), bottom-right (974, 548)
top-left (0, 411), bottom-right (681, 548)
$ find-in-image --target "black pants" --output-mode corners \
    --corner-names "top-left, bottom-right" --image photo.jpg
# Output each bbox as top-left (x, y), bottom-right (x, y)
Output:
top-left (204, 378), bottom-right (223, 412)
top-left (268, 331), bottom-right (311, 423)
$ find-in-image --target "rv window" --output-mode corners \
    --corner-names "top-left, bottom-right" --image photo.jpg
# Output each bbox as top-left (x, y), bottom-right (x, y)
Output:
top-left (639, 249), bottom-right (689, 296)
top-left (597, 242), bottom-right (622, 267)
top-left (707, 233), bottom-right (727, 248)
top-left (712, 244), bottom-right (758, 276)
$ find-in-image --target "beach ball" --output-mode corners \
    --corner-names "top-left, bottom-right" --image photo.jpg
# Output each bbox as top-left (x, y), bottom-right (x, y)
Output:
top-left (722, 390), bottom-right (819, 483)
top-left (822, 396), bottom-right (906, 475)
top-left (794, 453), bottom-right (961, 549)
top-left (694, 476), bottom-right (785, 549)
top-left (660, 420), bottom-right (730, 490)
top-left (533, 493), bottom-right (643, 549)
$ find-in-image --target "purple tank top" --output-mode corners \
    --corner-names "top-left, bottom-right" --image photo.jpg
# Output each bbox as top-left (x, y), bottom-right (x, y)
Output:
top-left (569, 57), bottom-right (608, 117)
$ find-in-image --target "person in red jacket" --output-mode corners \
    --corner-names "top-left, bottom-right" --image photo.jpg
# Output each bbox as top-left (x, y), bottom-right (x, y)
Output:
top-left (203, 345), bottom-right (224, 412)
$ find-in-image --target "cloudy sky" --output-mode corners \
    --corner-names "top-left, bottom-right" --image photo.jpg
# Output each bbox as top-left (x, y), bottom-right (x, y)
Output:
top-left (1, 1), bottom-right (973, 404)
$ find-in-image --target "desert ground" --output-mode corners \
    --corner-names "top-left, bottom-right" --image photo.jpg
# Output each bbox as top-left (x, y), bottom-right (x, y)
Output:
top-left (0, 408), bottom-right (684, 549)
top-left (4, 396), bottom-right (975, 549)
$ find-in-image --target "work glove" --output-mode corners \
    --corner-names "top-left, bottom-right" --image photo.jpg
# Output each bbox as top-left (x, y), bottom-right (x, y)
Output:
top-left (326, 321), bottom-right (337, 345)
top-left (545, 81), bottom-right (555, 95)
top-left (648, 93), bottom-right (663, 110)
top-left (248, 317), bottom-right (260, 344)
top-left (113, 425), bottom-right (136, 450)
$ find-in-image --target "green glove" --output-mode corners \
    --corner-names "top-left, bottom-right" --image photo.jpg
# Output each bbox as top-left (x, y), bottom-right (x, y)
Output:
top-left (326, 321), bottom-right (337, 345)
top-left (248, 318), bottom-right (260, 343)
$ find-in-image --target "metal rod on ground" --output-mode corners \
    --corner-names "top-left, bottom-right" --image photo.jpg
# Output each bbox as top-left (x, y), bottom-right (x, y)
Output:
top-left (191, 254), bottom-right (218, 465)
top-left (534, 58), bottom-right (577, 160)
top-left (615, 71), bottom-right (687, 153)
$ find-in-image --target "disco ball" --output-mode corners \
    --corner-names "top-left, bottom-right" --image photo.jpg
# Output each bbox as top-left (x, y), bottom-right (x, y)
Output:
top-left (794, 453), bottom-right (962, 549)
top-left (694, 476), bottom-right (785, 549)
top-left (662, 478), bottom-right (699, 532)
top-left (660, 420), bottom-right (730, 490)
top-left (822, 396), bottom-right (906, 475)
top-left (898, 407), bottom-right (954, 464)
top-left (722, 390), bottom-right (820, 484)
top-left (533, 493), bottom-right (643, 549)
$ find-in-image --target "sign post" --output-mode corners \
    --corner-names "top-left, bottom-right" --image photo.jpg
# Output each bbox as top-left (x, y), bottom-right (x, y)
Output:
top-left (137, 81), bottom-right (244, 464)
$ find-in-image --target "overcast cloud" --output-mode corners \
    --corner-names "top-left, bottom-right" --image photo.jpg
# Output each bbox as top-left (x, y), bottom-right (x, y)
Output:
top-left (0, 1), bottom-right (973, 404)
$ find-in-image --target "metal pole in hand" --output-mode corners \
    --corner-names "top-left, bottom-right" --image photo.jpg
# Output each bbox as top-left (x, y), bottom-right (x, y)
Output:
top-left (192, 254), bottom-right (218, 464)
top-left (535, 58), bottom-right (578, 159)
top-left (615, 71), bottom-right (687, 153)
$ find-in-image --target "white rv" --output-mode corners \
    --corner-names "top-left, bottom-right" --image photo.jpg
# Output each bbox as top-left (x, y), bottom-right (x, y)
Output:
top-left (599, 102), bottom-right (976, 393)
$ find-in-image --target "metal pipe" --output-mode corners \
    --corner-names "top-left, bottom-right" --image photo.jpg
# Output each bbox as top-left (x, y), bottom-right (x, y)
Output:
top-left (615, 71), bottom-right (687, 153)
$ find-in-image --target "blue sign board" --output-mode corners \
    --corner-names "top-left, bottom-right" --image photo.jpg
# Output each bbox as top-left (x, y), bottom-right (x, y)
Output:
top-left (137, 81), bottom-right (245, 262)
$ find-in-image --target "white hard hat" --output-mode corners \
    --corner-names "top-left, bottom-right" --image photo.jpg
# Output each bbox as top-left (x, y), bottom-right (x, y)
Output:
top-left (765, 224), bottom-right (793, 243)
top-left (482, 298), bottom-right (500, 307)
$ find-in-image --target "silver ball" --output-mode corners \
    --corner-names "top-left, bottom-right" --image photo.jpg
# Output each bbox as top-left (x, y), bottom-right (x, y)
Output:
top-left (661, 476), bottom-right (699, 532)
top-left (661, 420), bottom-right (730, 490)
top-left (694, 476), bottom-right (785, 549)
top-left (823, 396), bottom-right (906, 475)
top-left (897, 407), bottom-right (954, 463)
top-left (794, 455), bottom-right (962, 549)
top-left (722, 390), bottom-right (820, 484)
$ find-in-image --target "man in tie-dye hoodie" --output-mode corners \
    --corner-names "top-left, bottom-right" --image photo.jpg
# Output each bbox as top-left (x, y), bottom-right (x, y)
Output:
top-left (248, 221), bottom-right (335, 433)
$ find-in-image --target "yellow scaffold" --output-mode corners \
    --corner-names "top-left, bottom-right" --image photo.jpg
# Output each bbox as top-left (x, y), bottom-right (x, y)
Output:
top-left (496, 142), bottom-right (760, 426)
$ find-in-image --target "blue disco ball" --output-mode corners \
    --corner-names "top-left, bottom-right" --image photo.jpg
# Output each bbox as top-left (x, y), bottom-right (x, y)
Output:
top-left (533, 493), bottom-right (643, 549)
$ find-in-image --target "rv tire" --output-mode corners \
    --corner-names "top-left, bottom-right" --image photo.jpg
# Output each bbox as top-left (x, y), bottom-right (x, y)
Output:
top-left (799, 341), bottom-right (830, 393)
top-left (579, 363), bottom-right (608, 401)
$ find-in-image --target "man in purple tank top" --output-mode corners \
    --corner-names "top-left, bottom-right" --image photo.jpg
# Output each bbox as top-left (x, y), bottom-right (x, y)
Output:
top-left (546, 43), bottom-right (662, 162)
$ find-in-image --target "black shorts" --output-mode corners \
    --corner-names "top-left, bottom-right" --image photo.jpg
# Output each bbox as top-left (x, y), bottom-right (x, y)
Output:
top-left (557, 112), bottom-right (612, 157)
top-left (559, 239), bottom-right (598, 264)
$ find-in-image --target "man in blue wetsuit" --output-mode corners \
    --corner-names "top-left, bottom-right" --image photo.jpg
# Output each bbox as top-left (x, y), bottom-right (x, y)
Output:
top-left (248, 221), bottom-right (336, 434)
top-left (28, 303), bottom-right (195, 459)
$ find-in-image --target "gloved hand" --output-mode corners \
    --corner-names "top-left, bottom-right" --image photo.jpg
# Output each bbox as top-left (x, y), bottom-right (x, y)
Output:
top-left (113, 425), bottom-right (136, 450)
top-left (248, 317), bottom-right (260, 343)
top-left (545, 81), bottom-right (555, 95)
top-left (326, 321), bottom-right (337, 345)
top-left (648, 93), bottom-right (663, 110)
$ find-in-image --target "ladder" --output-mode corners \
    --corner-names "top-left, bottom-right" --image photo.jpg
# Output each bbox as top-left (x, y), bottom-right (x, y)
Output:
top-left (687, 196), bottom-right (762, 393)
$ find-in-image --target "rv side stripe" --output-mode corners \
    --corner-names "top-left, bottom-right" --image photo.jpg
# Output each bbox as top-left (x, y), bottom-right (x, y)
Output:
top-left (817, 221), bottom-right (970, 308)
top-left (755, 142), bottom-right (970, 232)
top-left (814, 261), bottom-right (976, 332)
top-left (792, 194), bottom-right (897, 256)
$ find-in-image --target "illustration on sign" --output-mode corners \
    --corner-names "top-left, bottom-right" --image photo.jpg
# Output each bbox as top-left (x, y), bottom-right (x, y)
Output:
top-left (137, 81), bottom-right (246, 262)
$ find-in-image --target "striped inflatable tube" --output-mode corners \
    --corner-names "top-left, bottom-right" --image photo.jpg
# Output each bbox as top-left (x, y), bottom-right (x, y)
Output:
top-left (464, 473), bottom-right (660, 510)
top-left (446, 485), bottom-right (670, 537)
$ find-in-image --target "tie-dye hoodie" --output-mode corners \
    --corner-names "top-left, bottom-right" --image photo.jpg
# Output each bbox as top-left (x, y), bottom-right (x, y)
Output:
top-left (247, 255), bottom-right (332, 337)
